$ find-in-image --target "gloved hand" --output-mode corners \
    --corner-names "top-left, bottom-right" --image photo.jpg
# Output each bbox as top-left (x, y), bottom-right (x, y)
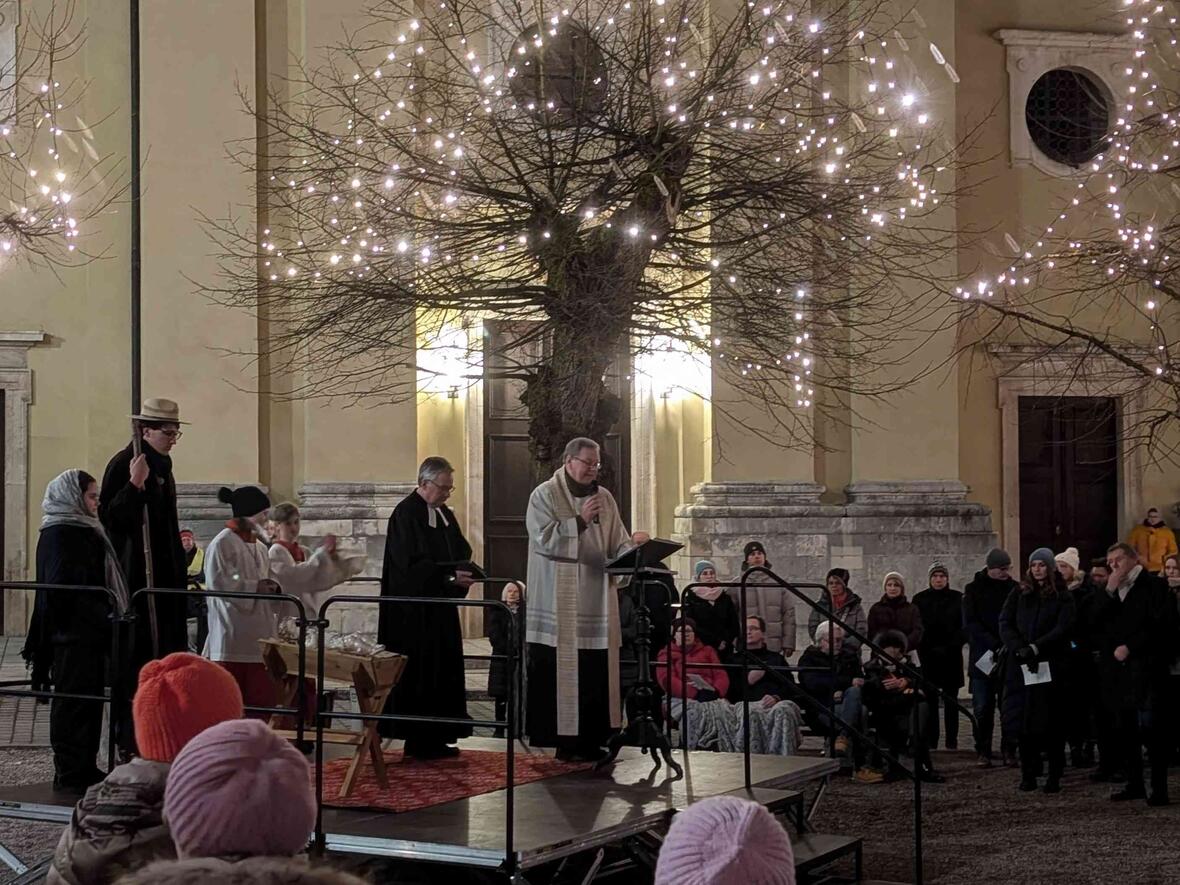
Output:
top-left (1014, 645), bottom-right (1036, 663)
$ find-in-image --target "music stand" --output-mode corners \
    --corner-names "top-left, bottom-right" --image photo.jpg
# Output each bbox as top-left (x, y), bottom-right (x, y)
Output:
top-left (598, 538), bottom-right (684, 778)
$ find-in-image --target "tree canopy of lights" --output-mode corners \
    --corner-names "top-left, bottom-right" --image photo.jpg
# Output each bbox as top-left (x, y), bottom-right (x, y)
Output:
top-left (0, 1), bottom-right (120, 268)
top-left (957, 0), bottom-right (1180, 461)
top-left (208, 0), bottom-right (969, 473)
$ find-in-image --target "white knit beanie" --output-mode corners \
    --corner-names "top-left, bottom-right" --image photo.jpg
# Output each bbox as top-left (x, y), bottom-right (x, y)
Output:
top-left (654, 796), bottom-right (796, 885)
top-left (1055, 547), bottom-right (1080, 572)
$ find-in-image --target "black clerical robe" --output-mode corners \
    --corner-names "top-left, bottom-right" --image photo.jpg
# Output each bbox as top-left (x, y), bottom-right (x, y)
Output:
top-left (377, 490), bottom-right (473, 743)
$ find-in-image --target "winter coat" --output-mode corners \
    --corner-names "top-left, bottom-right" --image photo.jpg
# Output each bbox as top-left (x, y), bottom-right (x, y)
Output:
top-left (912, 585), bottom-right (965, 689)
top-left (798, 645), bottom-right (864, 702)
top-left (999, 585), bottom-right (1075, 738)
top-left (27, 525), bottom-right (113, 656)
top-left (487, 603), bottom-right (523, 699)
top-left (807, 589), bottom-right (869, 653)
top-left (655, 641), bottom-right (729, 700)
top-left (868, 594), bottom-right (924, 655)
top-left (862, 657), bottom-right (922, 719)
top-left (963, 569), bottom-right (1018, 677)
top-left (681, 589), bottom-right (741, 655)
top-left (99, 443), bottom-right (189, 665)
top-left (1090, 567), bottom-right (1173, 711)
top-left (733, 646), bottom-right (796, 703)
top-left (1127, 521), bottom-right (1178, 573)
top-left (727, 572), bottom-right (796, 656)
top-left (48, 758), bottom-right (173, 885)
top-left (203, 525), bottom-right (274, 663)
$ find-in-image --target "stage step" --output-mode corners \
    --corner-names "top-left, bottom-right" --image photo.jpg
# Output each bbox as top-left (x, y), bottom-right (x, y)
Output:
top-left (791, 832), bottom-right (863, 880)
top-left (719, 785), bottom-right (805, 832)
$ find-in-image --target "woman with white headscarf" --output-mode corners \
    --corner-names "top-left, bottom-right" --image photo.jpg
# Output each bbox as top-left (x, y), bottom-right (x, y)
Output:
top-left (22, 469), bottom-right (130, 792)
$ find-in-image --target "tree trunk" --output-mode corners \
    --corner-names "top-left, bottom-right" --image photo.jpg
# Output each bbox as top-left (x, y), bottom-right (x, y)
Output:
top-left (521, 321), bottom-right (623, 486)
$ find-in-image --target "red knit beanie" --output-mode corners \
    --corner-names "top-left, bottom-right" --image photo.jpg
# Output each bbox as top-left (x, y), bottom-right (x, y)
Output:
top-left (133, 653), bottom-right (244, 762)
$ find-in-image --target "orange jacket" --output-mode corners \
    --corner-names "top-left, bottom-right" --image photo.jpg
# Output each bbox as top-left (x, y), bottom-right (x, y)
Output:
top-left (1127, 522), bottom-right (1178, 573)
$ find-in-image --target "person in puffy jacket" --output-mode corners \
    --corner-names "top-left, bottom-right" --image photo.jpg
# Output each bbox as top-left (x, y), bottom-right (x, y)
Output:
top-left (728, 541), bottom-right (796, 656)
top-left (1127, 507), bottom-right (1178, 574)
top-left (49, 654), bottom-right (243, 885)
top-left (808, 568), bottom-right (869, 654)
top-left (656, 619), bottom-right (730, 702)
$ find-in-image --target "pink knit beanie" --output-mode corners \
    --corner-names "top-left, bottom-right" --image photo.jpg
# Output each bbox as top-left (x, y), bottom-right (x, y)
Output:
top-left (164, 719), bottom-right (315, 859)
top-left (654, 796), bottom-right (796, 885)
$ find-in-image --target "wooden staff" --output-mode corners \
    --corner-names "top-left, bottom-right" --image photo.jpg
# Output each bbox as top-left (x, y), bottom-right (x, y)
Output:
top-left (131, 419), bottom-right (160, 658)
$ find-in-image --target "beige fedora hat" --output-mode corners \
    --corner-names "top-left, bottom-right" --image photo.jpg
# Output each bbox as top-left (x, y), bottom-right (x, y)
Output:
top-left (131, 397), bottom-right (190, 425)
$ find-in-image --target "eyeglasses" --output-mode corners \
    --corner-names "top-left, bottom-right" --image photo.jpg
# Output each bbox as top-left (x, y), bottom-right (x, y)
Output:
top-left (428, 479), bottom-right (455, 493)
top-left (153, 429), bottom-right (183, 440)
top-left (572, 456), bottom-right (602, 469)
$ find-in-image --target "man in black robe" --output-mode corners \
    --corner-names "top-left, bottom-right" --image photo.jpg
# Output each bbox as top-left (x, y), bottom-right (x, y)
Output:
top-left (100, 399), bottom-right (191, 757)
top-left (377, 456), bottom-right (475, 758)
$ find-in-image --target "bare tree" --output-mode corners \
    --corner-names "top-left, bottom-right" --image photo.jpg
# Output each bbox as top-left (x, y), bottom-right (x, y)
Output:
top-left (207, 0), bottom-right (969, 475)
top-left (958, 7), bottom-right (1180, 460)
top-left (0, 0), bottom-right (120, 269)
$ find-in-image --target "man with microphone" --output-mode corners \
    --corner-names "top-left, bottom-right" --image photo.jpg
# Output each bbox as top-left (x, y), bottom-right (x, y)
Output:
top-left (524, 437), bottom-right (649, 762)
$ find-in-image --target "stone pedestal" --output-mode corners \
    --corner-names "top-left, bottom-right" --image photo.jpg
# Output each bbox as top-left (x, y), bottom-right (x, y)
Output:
top-left (672, 480), bottom-right (996, 654)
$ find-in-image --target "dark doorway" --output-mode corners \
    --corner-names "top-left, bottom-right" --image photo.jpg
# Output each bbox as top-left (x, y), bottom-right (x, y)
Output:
top-left (1018, 396), bottom-right (1118, 570)
top-left (482, 322), bottom-right (630, 630)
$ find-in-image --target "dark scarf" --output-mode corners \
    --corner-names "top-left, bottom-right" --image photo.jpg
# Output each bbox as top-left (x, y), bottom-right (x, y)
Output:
top-left (564, 471), bottom-right (595, 498)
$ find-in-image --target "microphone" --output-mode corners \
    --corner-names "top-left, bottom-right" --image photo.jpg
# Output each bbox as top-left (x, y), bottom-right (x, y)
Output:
top-left (590, 480), bottom-right (600, 524)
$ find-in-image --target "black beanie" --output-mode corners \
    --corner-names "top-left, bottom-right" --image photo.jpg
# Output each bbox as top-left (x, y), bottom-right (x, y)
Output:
top-left (826, 567), bottom-right (850, 587)
top-left (217, 485), bottom-right (271, 519)
top-left (743, 540), bottom-right (766, 559)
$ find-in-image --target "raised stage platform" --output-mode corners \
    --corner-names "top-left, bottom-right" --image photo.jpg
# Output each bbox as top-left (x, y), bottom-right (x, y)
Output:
top-left (0, 740), bottom-right (839, 879)
top-left (319, 740), bottom-right (838, 871)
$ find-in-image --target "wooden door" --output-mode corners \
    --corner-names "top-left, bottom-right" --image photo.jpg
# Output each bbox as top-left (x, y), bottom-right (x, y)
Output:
top-left (482, 322), bottom-right (631, 626)
top-left (1017, 396), bottom-right (1118, 570)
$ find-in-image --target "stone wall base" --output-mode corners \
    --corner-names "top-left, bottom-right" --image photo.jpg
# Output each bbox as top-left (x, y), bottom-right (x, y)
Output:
top-left (671, 480), bottom-right (997, 654)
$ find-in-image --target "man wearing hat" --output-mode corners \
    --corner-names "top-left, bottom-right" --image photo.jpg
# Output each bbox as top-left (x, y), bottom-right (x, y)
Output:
top-left (100, 399), bottom-right (192, 747)
top-left (963, 547), bottom-right (1019, 768)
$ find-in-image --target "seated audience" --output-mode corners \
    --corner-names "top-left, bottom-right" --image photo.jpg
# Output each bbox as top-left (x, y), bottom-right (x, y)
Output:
top-left (808, 568), bottom-right (868, 654)
top-left (656, 619), bottom-right (729, 702)
top-left (654, 795), bottom-right (796, 885)
top-left (49, 653), bottom-right (244, 885)
top-left (868, 571), bottom-right (923, 659)
top-left (798, 621), bottom-right (865, 760)
top-left (912, 562), bottom-right (965, 751)
top-left (1000, 547), bottom-right (1075, 794)
top-left (163, 719), bottom-right (316, 861)
top-left (729, 541), bottom-right (796, 656)
top-left (731, 615), bottom-right (796, 704)
top-left (682, 560), bottom-right (741, 656)
top-left (861, 630), bottom-right (943, 784)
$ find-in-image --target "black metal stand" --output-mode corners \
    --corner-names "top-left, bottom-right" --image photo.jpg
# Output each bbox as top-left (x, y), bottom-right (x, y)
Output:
top-left (596, 560), bottom-right (682, 778)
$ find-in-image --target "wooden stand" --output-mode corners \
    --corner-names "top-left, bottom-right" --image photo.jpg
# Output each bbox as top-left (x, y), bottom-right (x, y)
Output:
top-left (260, 639), bottom-right (407, 798)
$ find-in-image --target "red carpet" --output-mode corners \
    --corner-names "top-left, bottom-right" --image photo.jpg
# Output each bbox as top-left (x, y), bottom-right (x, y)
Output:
top-left (315, 749), bottom-right (590, 812)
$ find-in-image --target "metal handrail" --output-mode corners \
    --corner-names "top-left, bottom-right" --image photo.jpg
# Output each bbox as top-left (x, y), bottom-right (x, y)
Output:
top-left (129, 587), bottom-right (311, 742)
top-left (0, 581), bottom-right (123, 771)
top-left (311, 580), bottom-right (522, 879)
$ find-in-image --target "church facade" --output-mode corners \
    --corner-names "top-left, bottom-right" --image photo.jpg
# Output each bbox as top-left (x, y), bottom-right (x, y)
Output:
top-left (2, 0), bottom-right (1174, 635)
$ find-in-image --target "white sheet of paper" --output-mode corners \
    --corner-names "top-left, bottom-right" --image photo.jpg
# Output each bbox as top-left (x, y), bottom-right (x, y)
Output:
top-left (1022, 662), bottom-right (1052, 686)
top-left (975, 650), bottom-right (995, 676)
